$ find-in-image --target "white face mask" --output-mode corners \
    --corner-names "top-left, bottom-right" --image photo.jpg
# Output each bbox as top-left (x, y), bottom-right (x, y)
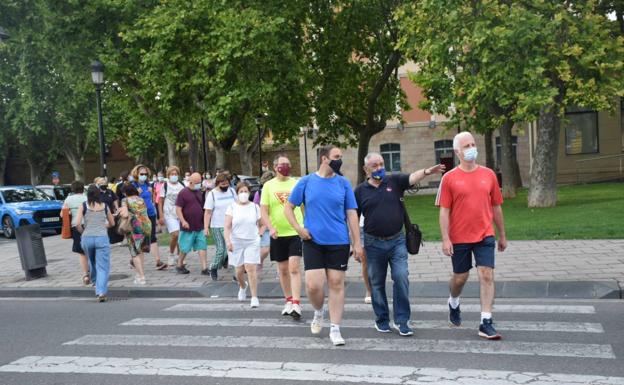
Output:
top-left (463, 147), bottom-right (478, 162)
top-left (238, 192), bottom-right (249, 202)
top-left (169, 175), bottom-right (178, 183)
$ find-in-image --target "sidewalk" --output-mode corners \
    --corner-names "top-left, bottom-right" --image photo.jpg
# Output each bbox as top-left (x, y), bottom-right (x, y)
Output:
top-left (0, 235), bottom-right (622, 298)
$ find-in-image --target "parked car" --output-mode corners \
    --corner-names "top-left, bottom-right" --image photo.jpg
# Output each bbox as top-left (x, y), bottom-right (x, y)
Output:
top-left (37, 184), bottom-right (72, 201)
top-left (231, 174), bottom-right (261, 200)
top-left (0, 186), bottom-right (63, 238)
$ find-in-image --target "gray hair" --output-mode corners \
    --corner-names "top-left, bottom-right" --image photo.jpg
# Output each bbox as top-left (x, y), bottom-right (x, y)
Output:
top-left (453, 131), bottom-right (473, 150)
top-left (364, 152), bottom-right (383, 166)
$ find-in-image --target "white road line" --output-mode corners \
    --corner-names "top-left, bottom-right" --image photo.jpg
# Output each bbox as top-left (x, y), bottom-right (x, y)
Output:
top-left (121, 317), bottom-right (604, 333)
top-left (63, 334), bottom-right (615, 359)
top-left (2, 356), bottom-right (623, 384)
top-left (164, 303), bottom-right (596, 314)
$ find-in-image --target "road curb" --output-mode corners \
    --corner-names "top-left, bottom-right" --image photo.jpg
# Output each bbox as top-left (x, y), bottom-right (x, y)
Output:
top-left (0, 280), bottom-right (620, 299)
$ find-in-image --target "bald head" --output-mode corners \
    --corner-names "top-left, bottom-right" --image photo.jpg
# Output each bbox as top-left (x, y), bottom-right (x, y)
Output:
top-left (190, 172), bottom-right (202, 184)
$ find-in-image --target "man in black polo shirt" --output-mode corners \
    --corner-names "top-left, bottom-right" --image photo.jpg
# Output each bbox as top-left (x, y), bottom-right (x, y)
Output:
top-left (355, 152), bottom-right (444, 336)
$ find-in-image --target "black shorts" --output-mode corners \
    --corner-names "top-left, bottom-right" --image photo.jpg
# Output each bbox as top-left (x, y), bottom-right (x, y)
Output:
top-left (149, 215), bottom-right (158, 244)
top-left (270, 236), bottom-right (302, 262)
top-left (71, 227), bottom-right (83, 254)
top-left (452, 236), bottom-right (496, 274)
top-left (302, 240), bottom-right (350, 271)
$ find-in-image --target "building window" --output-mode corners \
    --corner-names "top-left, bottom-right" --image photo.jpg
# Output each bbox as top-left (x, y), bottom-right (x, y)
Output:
top-left (380, 143), bottom-right (401, 172)
top-left (434, 140), bottom-right (455, 170)
top-left (565, 107), bottom-right (598, 155)
top-left (495, 136), bottom-right (518, 169)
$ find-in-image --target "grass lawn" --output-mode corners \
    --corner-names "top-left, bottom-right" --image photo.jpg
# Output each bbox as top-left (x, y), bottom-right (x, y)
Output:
top-left (404, 182), bottom-right (624, 241)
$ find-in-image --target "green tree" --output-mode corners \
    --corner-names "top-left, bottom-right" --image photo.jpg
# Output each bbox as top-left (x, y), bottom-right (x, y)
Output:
top-left (306, 0), bottom-right (407, 183)
top-left (398, 1), bottom-right (554, 198)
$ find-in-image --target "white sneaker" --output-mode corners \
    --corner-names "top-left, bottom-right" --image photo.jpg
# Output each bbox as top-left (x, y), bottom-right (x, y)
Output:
top-left (281, 301), bottom-right (293, 316)
top-left (250, 297), bottom-right (259, 308)
top-left (310, 311), bottom-right (323, 335)
top-left (290, 303), bottom-right (302, 319)
top-left (167, 255), bottom-right (177, 268)
top-left (329, 329), bottom-right (345, 346)
top-left (238, 282), bottom-right (248, 301)
top-left (133, 275), bottom-right (146, 285)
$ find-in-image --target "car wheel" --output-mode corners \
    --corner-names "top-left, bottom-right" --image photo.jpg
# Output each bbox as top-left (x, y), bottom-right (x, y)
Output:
top-left (2, 216), bottom-right (15, 239)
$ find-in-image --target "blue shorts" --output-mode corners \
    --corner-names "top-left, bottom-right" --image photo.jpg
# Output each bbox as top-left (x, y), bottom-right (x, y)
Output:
top-left (452, 236), bottom-right (495, 274)
top-left (178, 230), bottom-right (207, 254)
top-left (260, 229), bottom-right (270, 248)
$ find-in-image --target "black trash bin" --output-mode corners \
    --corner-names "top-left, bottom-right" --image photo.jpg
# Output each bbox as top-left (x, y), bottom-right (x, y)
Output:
top-left (15, 224), bottom-right (47, 280)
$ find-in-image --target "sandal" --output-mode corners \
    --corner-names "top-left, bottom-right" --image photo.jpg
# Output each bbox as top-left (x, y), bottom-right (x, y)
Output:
top-left (82, 274), bottom-right (91, 286)
top-left (156, 261), bottom-right (168, 270)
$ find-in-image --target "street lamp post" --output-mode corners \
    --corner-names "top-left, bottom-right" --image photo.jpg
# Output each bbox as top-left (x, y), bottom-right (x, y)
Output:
top-left (300, 126), bottom-right (309, 175)
top-left (255, 114), bottom-right (265, 177)
top-left (0, 26), bottom-right (9, 42)
top-left (200, 118), bottom-right (208, 172)
top-left (90, 60), bottom-right (107, 178)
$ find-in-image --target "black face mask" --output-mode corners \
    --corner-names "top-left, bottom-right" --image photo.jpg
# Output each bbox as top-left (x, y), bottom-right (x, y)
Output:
top-left (99, 185), bottom-right (107, 191)
top-left (329, 159), bottom-right (343, 175)
top-left (219, 185), bottom-right (229, 192)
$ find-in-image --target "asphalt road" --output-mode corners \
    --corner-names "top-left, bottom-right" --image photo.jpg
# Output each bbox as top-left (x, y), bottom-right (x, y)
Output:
top-left (0, 297), bottom-right (623, 384)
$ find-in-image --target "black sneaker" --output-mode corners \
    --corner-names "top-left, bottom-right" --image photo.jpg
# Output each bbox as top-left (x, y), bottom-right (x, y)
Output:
top-left (210, 268), bottom-right (218, 281)
top-left (479, 318), bottom-right (502, 340)
top-left (176, 266), bottom-right (190, 274)
top-left (201, 269), bottom-right (210, 276)
top-left (449, 304), bottom-right (462, 327)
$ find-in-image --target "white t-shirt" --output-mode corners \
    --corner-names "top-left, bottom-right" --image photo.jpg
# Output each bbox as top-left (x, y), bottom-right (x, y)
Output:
top-left (204, 187), bottom-right (237, 228)
top-left (225, 202), bottom-right (261, 240)
top-left (159, 181), bottom-right (185, 219)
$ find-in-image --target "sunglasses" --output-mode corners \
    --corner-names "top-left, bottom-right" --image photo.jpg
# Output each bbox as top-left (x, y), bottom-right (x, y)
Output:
top-left (139, 173), bottom-right (148, 176)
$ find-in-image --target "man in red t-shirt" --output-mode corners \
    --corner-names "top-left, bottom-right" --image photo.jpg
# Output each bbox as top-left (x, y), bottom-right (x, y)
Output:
top-left (435, 131), bottom-right (507, 340)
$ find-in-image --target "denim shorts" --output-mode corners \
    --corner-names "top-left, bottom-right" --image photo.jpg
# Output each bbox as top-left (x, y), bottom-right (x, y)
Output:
top-left (259, 229), bottom-right (270, 248)
top-left (451, 236), bottom-right (495, 274)
top-left (179, 230), bottom-right (207, 253)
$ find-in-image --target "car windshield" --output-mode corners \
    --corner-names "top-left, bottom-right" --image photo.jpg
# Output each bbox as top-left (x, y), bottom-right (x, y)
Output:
top-left (53, 187), bottom-right (71, 200)
top-left (1, 188), bottom-right (52, 203)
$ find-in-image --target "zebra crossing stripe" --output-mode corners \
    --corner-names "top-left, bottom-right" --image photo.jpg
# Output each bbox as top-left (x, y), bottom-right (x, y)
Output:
top-left (62, 334), bottom-right (615, 359)
top-left (163, 303), bottom-right (596, 314)
top-left (1, 356), bottom-right (622, 384)
top-left (121, 317), bottom-right (605, 333)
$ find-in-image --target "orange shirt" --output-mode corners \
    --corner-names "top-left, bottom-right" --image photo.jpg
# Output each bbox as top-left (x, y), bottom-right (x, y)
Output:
top-left (435, 166), bottom-right (503, 244)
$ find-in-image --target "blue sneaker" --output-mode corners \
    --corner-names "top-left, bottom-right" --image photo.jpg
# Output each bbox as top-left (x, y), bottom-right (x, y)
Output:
top-left (479, 318), bottom-right (502, 340)
top-left (449, 304), bottom-right (461, 327)
top-left (374, 320), bottom-right (391, 333)
top-left (392, 322), bottom-right (414, 336)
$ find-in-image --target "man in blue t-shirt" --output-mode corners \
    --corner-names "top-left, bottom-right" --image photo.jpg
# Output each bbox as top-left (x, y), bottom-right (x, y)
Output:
top-left (285, 145), bottom-right (363, 347)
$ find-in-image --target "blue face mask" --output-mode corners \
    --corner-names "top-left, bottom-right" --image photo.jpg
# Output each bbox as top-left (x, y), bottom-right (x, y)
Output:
top-left (138, 174), bottom-right (148, 183)
top-left (192, 183), bottom-right (201, 191)
top-left (463, 147), bottom-right (478, 162)
top-left (169, 175), bottom-right (178, 183)
top-left (371, 168), bottom-right (386, 180)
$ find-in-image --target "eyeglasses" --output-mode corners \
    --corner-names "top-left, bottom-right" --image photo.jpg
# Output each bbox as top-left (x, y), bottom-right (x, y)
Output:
top-left (139, 173), bottom-right (148, 176)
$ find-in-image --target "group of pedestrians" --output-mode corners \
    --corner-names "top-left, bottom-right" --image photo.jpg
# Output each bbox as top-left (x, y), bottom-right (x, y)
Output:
top-left (62, 130), bottom-right (507, 345)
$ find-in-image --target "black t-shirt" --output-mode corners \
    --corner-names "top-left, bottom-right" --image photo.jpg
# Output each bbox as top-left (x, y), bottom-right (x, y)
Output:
top-left (354, 174), bottom-right (411, 237)
top-left (100, 189), bottom-right (118, 212)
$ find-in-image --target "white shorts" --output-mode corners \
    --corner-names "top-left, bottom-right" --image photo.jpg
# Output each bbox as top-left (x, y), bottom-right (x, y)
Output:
top-left (228, 237), bottom-right (260, 267)
top-left (165, 217), bottom-right (180, 233)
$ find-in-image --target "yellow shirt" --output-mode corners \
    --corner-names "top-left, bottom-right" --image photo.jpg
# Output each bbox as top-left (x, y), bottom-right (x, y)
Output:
top-left (260, 177), bottom-right (303, 237)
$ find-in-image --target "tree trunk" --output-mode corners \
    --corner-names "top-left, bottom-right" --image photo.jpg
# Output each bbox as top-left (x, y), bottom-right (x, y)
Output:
top-left (187, 128), bottom-right (198, 173)
top-left (64, 151), bottom-right (85, 182)
top-left (499, 120), bottom-right (516, 198)
top-left (528, 107), bottom-right (560, 207)
top-left (215, 146), bottom-right (228, 170)
top-left (484, 130), bottom-right (495, 170)
top-left (238, 144), bottom-right (254, 176)
top-left (513, 157), bottom-right (523, 188)
top-left (0, 155), bottom-right (6, 186)
top-left (165, 134), bottom-right (178, 167)
top-left (357, 129), bottom-right (373, 184)
top-left (27, 160), bottom-right (42, 185)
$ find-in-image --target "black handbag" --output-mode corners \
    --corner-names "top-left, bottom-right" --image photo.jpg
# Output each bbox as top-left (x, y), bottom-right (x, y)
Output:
top-left (400, 197), bottom-right (423, 254)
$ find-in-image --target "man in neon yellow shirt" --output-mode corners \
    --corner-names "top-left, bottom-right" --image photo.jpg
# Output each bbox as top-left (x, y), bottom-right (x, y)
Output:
top-left (261, 154), bottom-right (304, 318)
